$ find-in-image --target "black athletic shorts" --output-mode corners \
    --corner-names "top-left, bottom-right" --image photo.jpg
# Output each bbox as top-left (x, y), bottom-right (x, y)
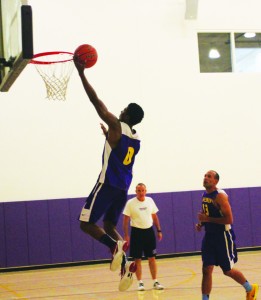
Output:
top-left (130, 226), bottom-right (157, 259)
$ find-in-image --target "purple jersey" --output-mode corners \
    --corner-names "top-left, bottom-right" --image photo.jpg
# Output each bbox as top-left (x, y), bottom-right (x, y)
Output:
top-left (97, 122), bottom-right (140, 191)
top-left (202, 189), bottom-right (231, 233)
top-left (201, 189), bottom-right (237, 271)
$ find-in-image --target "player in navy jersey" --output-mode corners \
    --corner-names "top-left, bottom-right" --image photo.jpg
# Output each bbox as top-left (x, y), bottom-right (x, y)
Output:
top-left (74, 57), bottom-right (144, 276)
top-left (196, 170), bottom-right (258, 300)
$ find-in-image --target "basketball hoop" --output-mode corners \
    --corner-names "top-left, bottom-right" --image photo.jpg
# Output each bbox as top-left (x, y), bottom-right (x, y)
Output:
top-left (31, 51), bottom-right (74, 101)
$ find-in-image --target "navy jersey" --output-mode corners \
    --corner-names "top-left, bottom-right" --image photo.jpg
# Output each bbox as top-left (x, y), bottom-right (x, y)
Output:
top-left (202, 189), bottom-right (231, 233)
top-left (97, 122), bottom-right (140, 191)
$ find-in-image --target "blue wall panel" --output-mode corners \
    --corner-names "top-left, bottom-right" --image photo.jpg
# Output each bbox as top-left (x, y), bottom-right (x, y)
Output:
top-left (152, 192), bottom-right (175, 255)
top-left (191, 190), bottom-right (204, 251)
top-left (229, 188), bottom-right (252, 248)
top-left (0, 203), bottom-right (6, 267)
top-left (4, 202), bottom-right (29, 267)
top-left (248, 187), bottom-right (261, 246)
top-left (26, 200), bottom-right (51, 265)
top-left (93, 237), bottom-right (111, 260)
top-left (69, 198), bottom-right (95, 262)
top-left (0, 187), bottom-right (260, 269)
top-left (48, 199), bottom-right (73, 263)
top-left (172, 191), bottom-right (195, 253)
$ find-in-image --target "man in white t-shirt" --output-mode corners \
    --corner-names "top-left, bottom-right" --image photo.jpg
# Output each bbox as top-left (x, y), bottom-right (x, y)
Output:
top-left (122, 183), bottom-right (164, 291)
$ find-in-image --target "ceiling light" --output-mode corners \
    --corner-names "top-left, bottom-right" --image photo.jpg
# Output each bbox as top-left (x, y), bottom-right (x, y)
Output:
top-left (209, 49), bottom-right (220, 59)
top-left (244, 32), bottom-right (256, 38)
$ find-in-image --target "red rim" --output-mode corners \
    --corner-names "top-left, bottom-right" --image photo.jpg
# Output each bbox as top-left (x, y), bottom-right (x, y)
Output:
top-left (30, 51), bottom-right (74, 65)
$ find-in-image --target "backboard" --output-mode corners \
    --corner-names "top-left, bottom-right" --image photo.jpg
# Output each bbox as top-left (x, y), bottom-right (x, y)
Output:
top-left (0, 0), bottom-right (33, 91)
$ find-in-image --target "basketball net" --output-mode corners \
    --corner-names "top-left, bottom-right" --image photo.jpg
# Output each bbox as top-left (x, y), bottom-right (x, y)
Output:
top-left (31, 52), bottom-right (74, 101)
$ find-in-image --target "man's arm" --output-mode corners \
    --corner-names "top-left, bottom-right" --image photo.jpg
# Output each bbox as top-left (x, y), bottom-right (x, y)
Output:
top-left (74, 58), bottom-right (121, 146)
top-left (123, 215), bottom-right (131, 244)
top-left (152, 213), bottom-right (163, 241)
top-left (198, 193), bottom-right (233, 224)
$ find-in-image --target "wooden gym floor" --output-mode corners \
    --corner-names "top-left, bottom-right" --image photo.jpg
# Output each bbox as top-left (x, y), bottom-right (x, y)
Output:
top-left (0, 250), bottom-right (260, 300)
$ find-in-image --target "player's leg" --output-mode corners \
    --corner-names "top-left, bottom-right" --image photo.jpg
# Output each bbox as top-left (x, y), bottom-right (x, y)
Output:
top-left (103, 220), bottom-right (122, 241)
top-left (103, 189), bottom-right (129, 271)
top-left (144, 227), bottom-right (163, 290)
top-left (144, 227), bottom-right (157, 280)
top-left (223, 268), bottom-right (259, 299)
top-left (202, 265), bottom-right (214, 296)
top-left (79, 183), bottom-right (121, 253)
top-left (135, 258), bottom-right (142, 280)
top-left (201, 234), bottom-right (215, 299)
top-left (103, 188), bottom-right (128, 240)
top-left (134, 258), bottom-right (145, 291)
top-left (80, 221), bottom-right (106, 240)
top-left (148, 257), bottom-right (157, 279)
top-left (217, 230), bottom-right (259, 299)
top-left (147, 256), bottom-right (163, 290)
top-left (223, 268), bottom-right (247, 284)
top-left (220, 231), bottom-right (258, 299)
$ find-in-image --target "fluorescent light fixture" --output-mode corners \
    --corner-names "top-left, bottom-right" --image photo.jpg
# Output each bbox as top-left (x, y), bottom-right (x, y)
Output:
top-left (244, 32), bottom-right (256, 38)
top-left (185, 0), bottom-right (198, 20)
top-left (209, 49), bottom-right (220, 59)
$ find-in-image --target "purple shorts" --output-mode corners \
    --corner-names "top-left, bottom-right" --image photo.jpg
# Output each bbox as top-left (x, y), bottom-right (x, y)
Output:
top-left (79, 182), bottom-right (127, 225)
top-left (201, 229), bottom-right (238, 272)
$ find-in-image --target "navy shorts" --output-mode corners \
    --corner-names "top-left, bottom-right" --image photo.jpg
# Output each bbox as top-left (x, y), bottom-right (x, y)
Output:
top-left (201, 229), bottom-right (238, 272)
top-left (79, 182), bottom-right (127, 225)
top-left (130, 226), bottom-right (157, 259)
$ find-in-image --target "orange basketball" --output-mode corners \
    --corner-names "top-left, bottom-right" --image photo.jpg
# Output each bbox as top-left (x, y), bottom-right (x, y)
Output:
top-left (74, 44), bottom-right (98, 68)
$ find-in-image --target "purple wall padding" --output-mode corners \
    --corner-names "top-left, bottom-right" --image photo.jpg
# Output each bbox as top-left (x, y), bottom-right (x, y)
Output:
top-left (26, 200), bottom-right (51, 265)
top-left (229, 188), bottom-right (252, 248)
top-left (152, 192), bottom-right (175, 255)
top-left (4, 202), bottom-right (29, 267)
top-left (48, 199), bottom-right (73, 263)
top-left (191, 190), bottom-right (205, 251)
top-left (0, 203), bottom-right (6, 268)
top-left (172, 191), bottom-right (196, 253)
top-left (248, 187), bottom-right (261, 246)
top-left (0, 187), bottom-right (260, 269)
top-left (69, 198), bottom-right (95, 262)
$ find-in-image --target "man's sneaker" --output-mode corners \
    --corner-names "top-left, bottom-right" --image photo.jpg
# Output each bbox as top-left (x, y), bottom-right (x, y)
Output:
top-left (153, 281), bottom-right (164, 290)
top-left (118, 261), bottom-right (137, 292)
top-left (110, 240), bottom-right (128, 271)
top-left (138, 282), bottom-right (145, 291)
top-left (246, 284), bottom-right (259, 300)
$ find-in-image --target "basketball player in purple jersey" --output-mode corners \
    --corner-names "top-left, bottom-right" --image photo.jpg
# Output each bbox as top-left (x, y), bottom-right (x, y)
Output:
top-left (196, 170), bottom-right (258, 300)
top-left (73, 56), bottom-right (144, 283)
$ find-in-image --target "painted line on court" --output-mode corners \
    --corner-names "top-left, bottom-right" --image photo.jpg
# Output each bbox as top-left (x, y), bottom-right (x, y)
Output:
top-left (0, 284), bottom-right (28, 299)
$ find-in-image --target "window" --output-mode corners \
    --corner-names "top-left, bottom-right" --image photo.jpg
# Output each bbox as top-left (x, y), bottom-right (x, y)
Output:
top-left (198, 32), bottom-right (261, 73)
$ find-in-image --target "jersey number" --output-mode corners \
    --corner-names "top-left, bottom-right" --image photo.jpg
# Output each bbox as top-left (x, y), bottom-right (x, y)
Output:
top-left (123, 147), bottom-right (134, 165)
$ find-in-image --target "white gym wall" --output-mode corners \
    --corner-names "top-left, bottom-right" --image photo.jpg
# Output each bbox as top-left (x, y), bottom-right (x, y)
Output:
top-left (0, 0), bottom-right (261, 202)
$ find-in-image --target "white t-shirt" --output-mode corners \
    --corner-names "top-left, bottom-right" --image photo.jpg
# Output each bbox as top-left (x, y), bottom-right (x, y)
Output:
top-left (123, 196), bottom-right (159, 229)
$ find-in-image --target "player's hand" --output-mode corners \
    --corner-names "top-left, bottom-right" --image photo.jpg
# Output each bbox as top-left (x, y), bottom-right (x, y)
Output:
top-left (73, 55), bottom-right (85, 74)
top-left (198, 212), bottom-right (208, 223)
top-left (195, 223), bottom-right (202, 232)
top-left (100, 123), bottom-right (108, 135)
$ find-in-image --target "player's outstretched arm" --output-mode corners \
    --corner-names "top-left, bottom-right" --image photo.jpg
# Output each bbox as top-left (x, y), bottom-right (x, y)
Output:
top-left (73, 57), bottom-right (118, 127)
